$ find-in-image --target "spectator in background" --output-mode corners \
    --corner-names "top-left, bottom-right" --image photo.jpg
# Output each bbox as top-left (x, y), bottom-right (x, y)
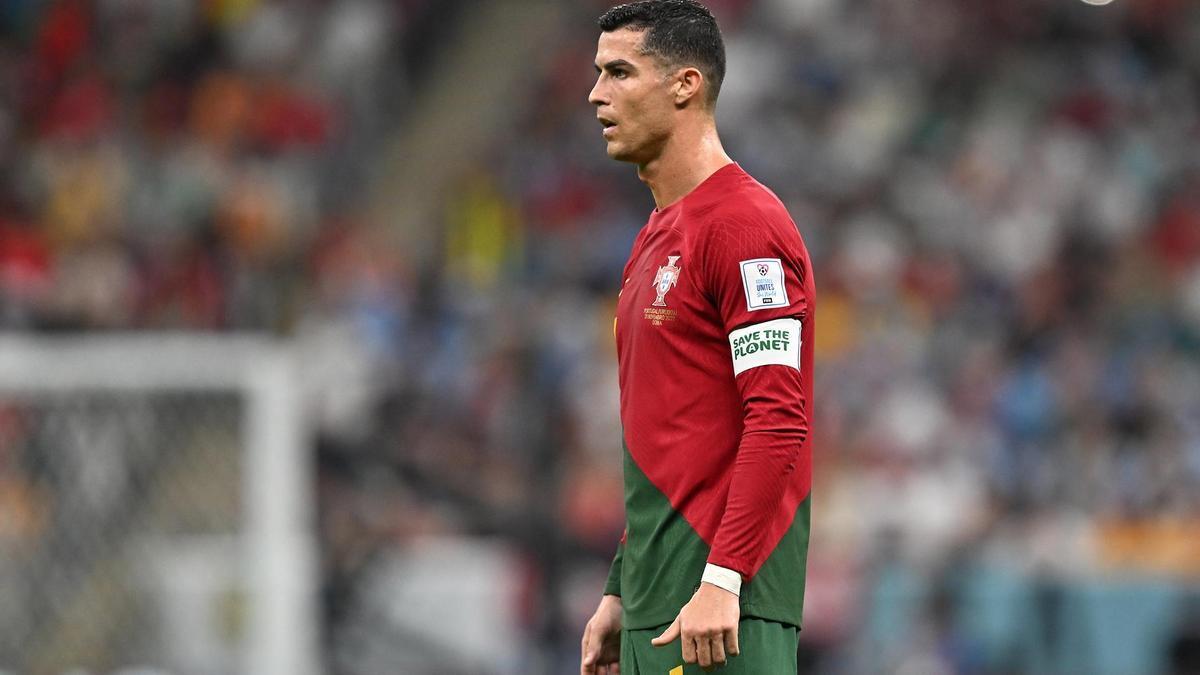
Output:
top-left (3, 0), bottom-right (1200, 673)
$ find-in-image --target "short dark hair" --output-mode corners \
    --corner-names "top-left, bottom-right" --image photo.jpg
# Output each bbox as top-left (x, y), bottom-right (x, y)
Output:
top-left (598, 0), bottom-right (726, 106)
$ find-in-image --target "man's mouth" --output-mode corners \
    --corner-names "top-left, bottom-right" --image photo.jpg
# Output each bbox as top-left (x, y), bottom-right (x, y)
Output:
top-left (598, 116), bottom-right (618, 137)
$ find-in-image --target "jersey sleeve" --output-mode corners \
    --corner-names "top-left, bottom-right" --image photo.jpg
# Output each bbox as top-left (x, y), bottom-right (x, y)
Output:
top-left (698, 215), bottom-right (810, 333)
top-left (697, 216), bottom-right (811, 580)
top-left (603, 531), bottom-right (626, 597)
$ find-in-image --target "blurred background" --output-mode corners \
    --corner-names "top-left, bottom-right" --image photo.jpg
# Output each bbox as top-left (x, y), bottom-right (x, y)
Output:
top-left (1, 0), bottom-right (1199, 673)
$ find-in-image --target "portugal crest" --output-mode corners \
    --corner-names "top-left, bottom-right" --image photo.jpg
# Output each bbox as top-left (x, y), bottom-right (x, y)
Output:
top-left (652, 255), bottom-right (681, 307)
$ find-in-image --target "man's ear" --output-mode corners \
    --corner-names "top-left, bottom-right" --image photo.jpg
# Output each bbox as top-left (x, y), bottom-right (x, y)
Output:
top-left (673, 66), bottom-right (705, 106)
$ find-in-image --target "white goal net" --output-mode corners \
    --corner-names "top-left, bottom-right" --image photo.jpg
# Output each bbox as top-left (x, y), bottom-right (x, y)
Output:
top-left (0, 336), bottom-right (320, 675)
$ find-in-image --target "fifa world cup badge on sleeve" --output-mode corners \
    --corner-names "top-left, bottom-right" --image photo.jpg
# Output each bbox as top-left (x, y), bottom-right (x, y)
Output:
top-left (652, 255), bottom-right (681, 307)
top-left (740, 258), bottom-right (789, 311)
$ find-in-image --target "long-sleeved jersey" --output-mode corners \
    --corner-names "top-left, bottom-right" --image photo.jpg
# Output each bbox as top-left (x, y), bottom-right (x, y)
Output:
top-left (605, 162), bottom-right (814, 630)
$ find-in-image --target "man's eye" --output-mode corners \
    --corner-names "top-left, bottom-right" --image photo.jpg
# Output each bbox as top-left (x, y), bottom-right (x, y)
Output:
top-left (612, 70), bottom-right (627, 79)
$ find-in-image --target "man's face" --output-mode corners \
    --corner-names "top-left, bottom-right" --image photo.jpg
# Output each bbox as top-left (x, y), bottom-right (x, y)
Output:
top-left (589, 28), bottom-right (677, 164)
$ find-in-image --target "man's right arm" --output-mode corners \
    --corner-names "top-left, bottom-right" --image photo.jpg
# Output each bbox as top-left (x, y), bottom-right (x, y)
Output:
top-left (581, 536), bottom-right (625, 673)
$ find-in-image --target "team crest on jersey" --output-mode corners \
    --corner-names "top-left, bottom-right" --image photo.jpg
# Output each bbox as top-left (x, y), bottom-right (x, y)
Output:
top-left (652, 255), bottom-right (681, 307)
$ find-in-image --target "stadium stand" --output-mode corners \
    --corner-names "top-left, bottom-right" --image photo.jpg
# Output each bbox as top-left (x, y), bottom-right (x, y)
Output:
top-left (1, 0), bottom-right (1199, 673)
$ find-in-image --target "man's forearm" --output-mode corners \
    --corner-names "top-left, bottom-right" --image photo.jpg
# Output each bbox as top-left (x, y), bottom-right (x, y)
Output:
top-left (707, 364), bottom-right (808, 578)
top-left (707, 430), bottom-right (801, 576)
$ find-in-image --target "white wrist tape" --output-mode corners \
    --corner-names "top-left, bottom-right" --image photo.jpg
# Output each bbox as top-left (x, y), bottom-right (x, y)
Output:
top-left (701, 563), bottom-right (742, 596)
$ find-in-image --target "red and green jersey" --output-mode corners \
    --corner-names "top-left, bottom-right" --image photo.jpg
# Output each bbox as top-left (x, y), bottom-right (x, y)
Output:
top-left (604, 162), bottom-right (814, 630)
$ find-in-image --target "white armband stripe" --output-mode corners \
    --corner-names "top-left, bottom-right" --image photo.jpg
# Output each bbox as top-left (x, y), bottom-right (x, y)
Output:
top-left (728, 318), bottom-right (801, 376)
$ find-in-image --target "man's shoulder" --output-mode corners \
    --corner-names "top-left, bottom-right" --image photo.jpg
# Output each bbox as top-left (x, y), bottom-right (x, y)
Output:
top-left (683, 180), bottom-right (798, 248)
top-left (687, 169), bottom-right (791, 227)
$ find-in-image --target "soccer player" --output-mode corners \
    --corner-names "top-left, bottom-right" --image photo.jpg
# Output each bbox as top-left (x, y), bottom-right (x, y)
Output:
top-left (579, 1), bottom-right (815, 673)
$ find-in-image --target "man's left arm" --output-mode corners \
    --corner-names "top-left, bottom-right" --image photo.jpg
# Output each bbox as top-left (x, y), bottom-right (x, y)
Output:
top-left (652, 217), bottom-right (810, 670)
top-left (708, 356), bottom-right (808, 576)
top-left (651, 349), bottom-right (808, 669)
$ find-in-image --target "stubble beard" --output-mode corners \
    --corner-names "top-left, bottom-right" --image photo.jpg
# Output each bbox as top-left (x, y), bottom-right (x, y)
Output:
top-left (608, 126), bottom-right (669, 166)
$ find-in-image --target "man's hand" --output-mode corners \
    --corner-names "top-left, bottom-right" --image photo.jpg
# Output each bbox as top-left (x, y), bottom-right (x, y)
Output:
top-left (581, 594), bottom-right (623, 674)
top-left (650, 582), bottom-right (740, 670)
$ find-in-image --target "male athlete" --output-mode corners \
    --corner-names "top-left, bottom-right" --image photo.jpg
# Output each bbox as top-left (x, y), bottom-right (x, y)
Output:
top-left (580, 2), bottom-right (815, 674)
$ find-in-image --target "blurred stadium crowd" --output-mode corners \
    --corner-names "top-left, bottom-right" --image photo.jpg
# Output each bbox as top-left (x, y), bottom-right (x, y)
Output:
top-left (2, 0), bottom-right (1200, 673)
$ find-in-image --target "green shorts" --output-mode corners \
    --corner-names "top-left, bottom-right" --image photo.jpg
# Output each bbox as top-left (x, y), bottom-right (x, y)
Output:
top-left (620, 618), bottom-right (798, 674)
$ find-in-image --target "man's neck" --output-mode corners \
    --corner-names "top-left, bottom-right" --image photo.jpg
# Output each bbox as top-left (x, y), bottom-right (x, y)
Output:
top-left (638, 120), bottom-right (732, 209)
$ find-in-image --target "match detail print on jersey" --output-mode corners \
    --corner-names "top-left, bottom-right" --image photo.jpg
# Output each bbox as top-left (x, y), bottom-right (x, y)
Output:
top-left (740, 258), bottom-right (789, 311)
top-left (728, 317), bottom-right (802, 375)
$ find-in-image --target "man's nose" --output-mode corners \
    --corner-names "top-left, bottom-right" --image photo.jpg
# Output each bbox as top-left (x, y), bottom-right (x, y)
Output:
top-left (588, 79), bottom-right (606, 106)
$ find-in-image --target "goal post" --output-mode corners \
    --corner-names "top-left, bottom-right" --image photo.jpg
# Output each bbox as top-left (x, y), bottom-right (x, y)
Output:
top-left (0, 335), bottom-right (321, 675)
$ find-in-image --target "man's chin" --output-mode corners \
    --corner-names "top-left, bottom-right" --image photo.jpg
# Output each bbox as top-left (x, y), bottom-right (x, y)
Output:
top-left (606, 142), bottom-right (640, 163)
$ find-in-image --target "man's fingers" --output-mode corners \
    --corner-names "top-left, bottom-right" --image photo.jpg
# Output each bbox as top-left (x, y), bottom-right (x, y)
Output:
top-left (650, 616), bottom-right (680, 646)
top-left (681, 636), bottom-right (696, 664)
top-left (726, 624), bottom-right (740, 656)
top-left (694, 632), bottom-right (712, 668)
top-left (581, 623), bottom-right (594, 669)
top-left (681, 624), bottom-right (700, 662)
top-left (711, 632), bottom-right (727, 666)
